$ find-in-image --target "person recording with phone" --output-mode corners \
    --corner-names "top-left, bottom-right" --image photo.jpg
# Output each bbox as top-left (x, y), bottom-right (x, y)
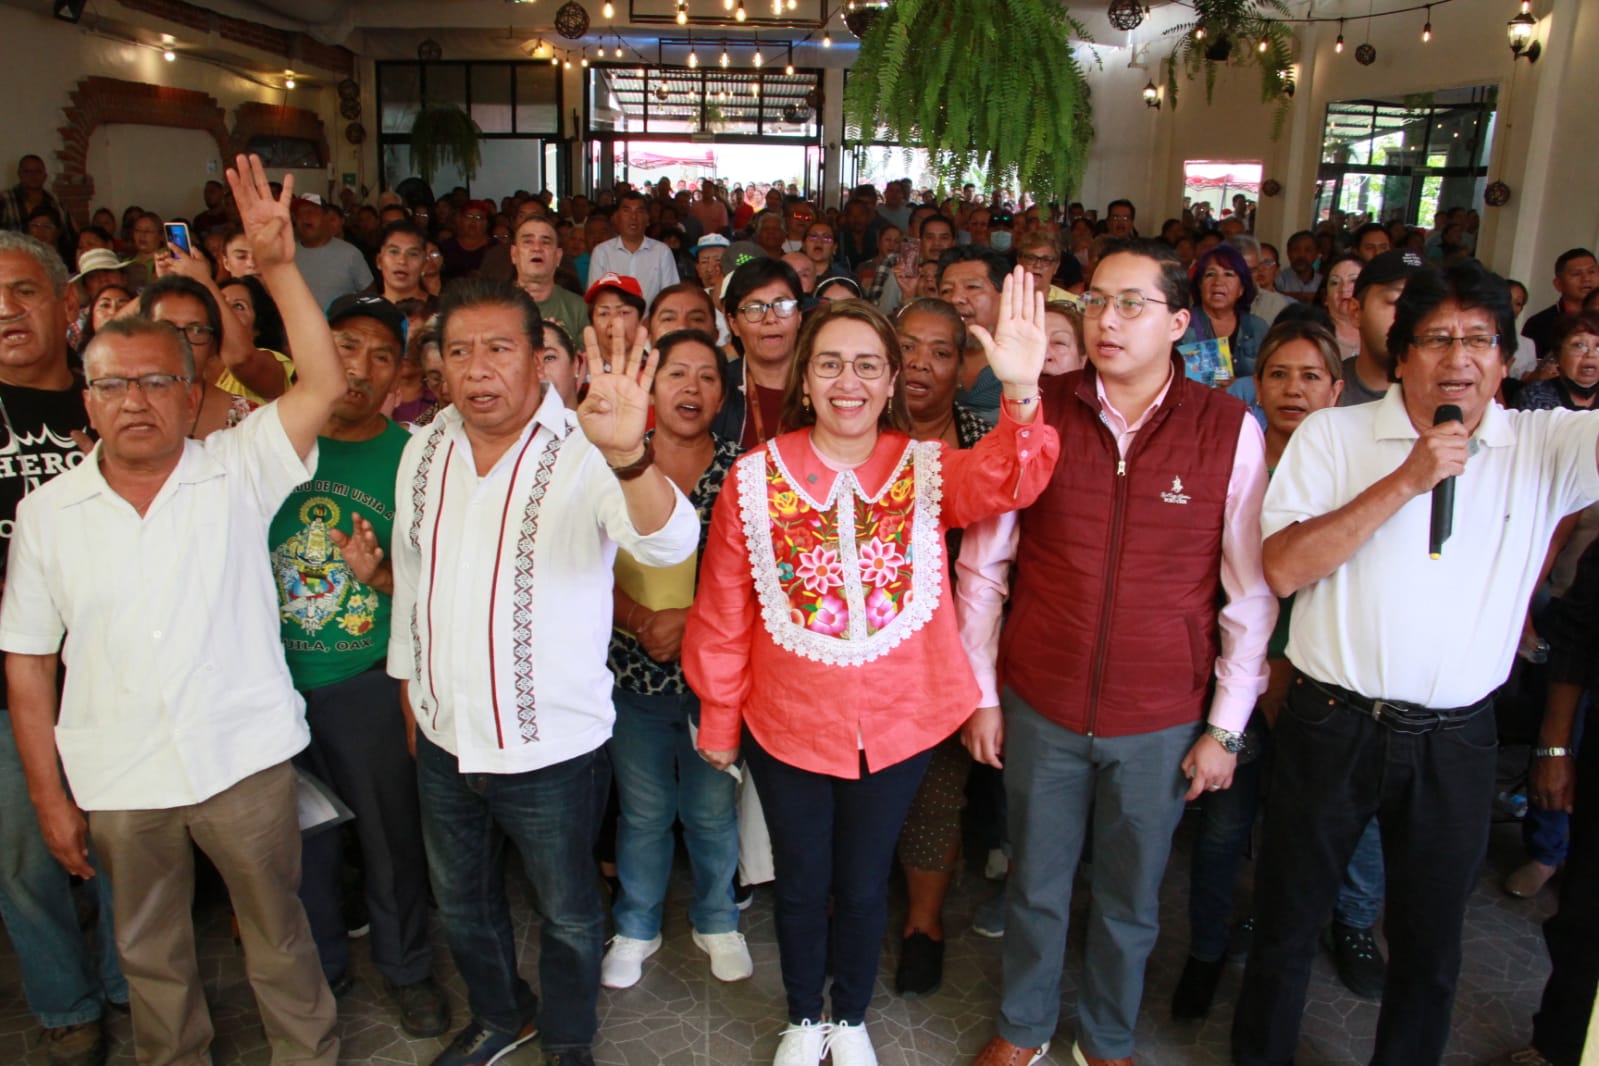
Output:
top-left (1232, 260), bottom-right (1599, 1066)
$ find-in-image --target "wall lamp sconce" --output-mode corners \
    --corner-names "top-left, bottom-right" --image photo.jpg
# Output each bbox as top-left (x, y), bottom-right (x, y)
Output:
top-left (1142, 80), bottom-right (1161, 110)
top-left (1508, 2), bottom-right (1541, 62)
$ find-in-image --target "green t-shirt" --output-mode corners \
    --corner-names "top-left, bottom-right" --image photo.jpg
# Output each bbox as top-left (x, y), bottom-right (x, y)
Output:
top-left (538, 286), bottom-right (591, 341)
top-left (269, 421), bottom-right (411, 691)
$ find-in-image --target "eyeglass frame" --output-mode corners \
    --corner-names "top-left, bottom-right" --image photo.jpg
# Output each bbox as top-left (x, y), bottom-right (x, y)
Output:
top-left (736, 298), bottom-right (801, 323)
top-left (1080, 291), bottom-right (1173, 319)
top-left (1410, 333), bottom-right (1501, 352)
top-left (808, 355), bottom-right (890, 380)
top-left (86, 372), bottom-right (193, 400)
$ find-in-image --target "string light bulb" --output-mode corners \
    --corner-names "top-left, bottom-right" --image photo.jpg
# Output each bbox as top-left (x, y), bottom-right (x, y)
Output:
top-left (719, 43), bottom-right (730, 68)
top-left (688, 46), bottom-right (699, 68)
top-left (723, 0), bottom-right (733, 10)
top-left (753, 49), bottom-right (763, 67)
top-left (785, 44), bottom-right (795, 75)
top-left (602, 0), bottom-right (614, 16)
top-left (1194, 22), bottom-right (1206, 40)
top-left (735, 1), bottom-right (747, 22)
top-left (284, 76), bottom-right (296, 88)
top-left (1258, 34), bottom-right (1269, 53)
top-left (676, 0), bottom-right (687, 25)
top-left (1336, 18), bottom-right (1345, 53)
top-left (162, 48), bottom-right (176, 61)
top-left (823, 29), bottom-right (832, 47)
top-left (787, 0), bottom-right (796, 9)
top-left (1422, 6), bottom-right (1432, 42)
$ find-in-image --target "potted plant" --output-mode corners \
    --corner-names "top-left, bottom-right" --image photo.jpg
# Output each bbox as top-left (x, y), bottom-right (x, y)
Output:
top-left (408, 103), bottom-right (483, 185)
top-left (1164, 0), bottom-right (1296, 136)
top-left (842, 0), bottom-right (1095, 202)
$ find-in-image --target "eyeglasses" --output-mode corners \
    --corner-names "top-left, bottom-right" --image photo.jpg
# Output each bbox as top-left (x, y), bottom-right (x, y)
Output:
top-left (1258, 259), bottom-right (1278, 268)
top-left (1563, 340), bottom-right (1598, 357)
top-left (1108, 214), bottom-right (1134, 223)
top-left (811, 355), bottom-right (888, 379)
top-left (737, 298), bottom-right (800, 322)
top-left (791, 214), bottom-right (815, 223)
top-left (463, 213), bottom-right (487, 221)
top-left (1412, 333), bottom-right (1500, 352)
top-left (166, 323), bottom-right (217, 343)
top-left (87, 373), bottom-right (190, 399)
top-left (806, 233), bottom-right (835, 244)
top-left (1081, 292), bottom-right (1171, 319)
top-left (1018, 253), bottom-right (1060, 267)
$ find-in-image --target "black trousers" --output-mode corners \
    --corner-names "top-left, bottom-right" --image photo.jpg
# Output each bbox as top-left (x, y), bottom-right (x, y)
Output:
top-left (1532, 716), bottom-right (1599, 1065)
top-left (1232, 674), bottom-right (1497, 1066)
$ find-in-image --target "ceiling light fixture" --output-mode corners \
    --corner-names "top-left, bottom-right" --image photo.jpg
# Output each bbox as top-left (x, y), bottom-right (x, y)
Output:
top-left (823, 29), bottom-right (832, 47)
top-left (162, 48), bottom-right (176, 61)
top-left (602, 0), bottom-right (614, 16)
top-left (1422, 5), bottom-right (1432, 41)
top-left (719, 42), bottom-right (730, 67)
top-left (688, 45), bottom-right (699, 68)
top-left (1335, 18), bottom-right (1345, 53)
top-left (785, 44), bottom-right (795, 75)
top-left (736, 1), bottom-right (747, 22)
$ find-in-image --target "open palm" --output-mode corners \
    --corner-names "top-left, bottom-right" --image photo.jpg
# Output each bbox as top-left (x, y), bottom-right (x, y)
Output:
top-left (969, 266), bottom-right (1047, 389)
top-left (577, 325), bottom-right (657, 460)
top-left (224, 153), bottom-right (296, 271)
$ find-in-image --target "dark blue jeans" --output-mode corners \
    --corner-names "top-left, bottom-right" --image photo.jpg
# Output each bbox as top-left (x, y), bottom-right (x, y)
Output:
top-left (415, 735), bottom-right (606, 1053)
top-left (1531, 713), bottom-right (1597, 1066)
top-left (1233, 675), bottom-right (1497, 1066)
top-left (744, 733), bottom-right (931, 1026)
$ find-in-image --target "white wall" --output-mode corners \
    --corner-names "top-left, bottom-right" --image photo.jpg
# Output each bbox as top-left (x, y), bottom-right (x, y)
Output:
top-left (85, 126), bottom-right (220, 222)
top-left (0, 3), bottom-right (346, 217)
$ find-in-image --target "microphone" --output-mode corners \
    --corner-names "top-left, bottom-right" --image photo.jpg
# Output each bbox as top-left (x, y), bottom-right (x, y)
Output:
top-left (1429, 404), bottom-right (1463, 559)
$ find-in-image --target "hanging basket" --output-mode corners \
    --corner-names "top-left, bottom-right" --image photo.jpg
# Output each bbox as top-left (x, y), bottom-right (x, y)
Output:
top-left (408, 104), bottom-right (483, 184)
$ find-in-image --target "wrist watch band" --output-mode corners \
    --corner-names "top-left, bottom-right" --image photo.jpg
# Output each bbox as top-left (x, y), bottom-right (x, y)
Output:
top-left (608, 437), bottom-right (655, 481)
top-left (1533, 746), bottom-right (1573, 758)
top-left (1205, 724), bottom-right (1247, 754)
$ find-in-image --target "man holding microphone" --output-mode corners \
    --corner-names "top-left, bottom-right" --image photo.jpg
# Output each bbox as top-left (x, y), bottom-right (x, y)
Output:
top-left (1232, 261), bottom-right (1599, 1065)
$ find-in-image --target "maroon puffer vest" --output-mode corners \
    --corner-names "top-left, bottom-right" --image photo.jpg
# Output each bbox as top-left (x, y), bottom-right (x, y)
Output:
top-left (998, 357), bottom-right (1245, 737)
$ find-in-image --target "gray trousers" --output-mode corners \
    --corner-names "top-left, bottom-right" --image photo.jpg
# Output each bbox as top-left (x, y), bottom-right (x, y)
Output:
top-left (998, 690), bottom-right (1196, 1059)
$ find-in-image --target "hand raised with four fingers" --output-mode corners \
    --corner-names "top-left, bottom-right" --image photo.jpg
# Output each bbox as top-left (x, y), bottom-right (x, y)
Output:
top-left (969, 265), bottom-right (1048, 391)
top-left (329, 513), bottom-right (385, 586)
top-left (224, 153), bottom-right (296, 272)
top-left (577, 324), bottom-right (658, 464)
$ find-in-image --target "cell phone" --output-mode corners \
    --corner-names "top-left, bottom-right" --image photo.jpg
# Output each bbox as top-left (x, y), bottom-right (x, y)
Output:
top-left (164, 222), bottom-right (192, 256)
top-left (898, 237), bottom-right (919, 276)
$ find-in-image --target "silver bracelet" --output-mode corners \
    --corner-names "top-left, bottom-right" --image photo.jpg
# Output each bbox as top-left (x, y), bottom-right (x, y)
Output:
top-left (1533, 746), bottom-right (1573, 758)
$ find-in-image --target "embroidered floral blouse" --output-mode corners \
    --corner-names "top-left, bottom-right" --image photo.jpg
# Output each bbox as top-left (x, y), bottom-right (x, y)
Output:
top-left (683, 409), bottom-right (1060, 777)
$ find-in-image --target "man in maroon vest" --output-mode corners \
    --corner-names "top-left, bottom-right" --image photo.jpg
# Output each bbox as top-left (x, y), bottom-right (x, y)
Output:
top-left (961, 238), bottom-right (1276, 1066)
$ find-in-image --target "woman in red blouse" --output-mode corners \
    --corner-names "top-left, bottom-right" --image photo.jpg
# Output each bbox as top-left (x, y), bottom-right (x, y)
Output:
top-left (684, 272), bottom-right (1060, 1066)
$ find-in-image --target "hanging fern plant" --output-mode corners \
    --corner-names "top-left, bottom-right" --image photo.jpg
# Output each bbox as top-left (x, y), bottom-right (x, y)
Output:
top-left (408, 104), bottom-right (483, 185)
top-left (1165, 0), bottom-right (1297, 137)
top-left (842, 0), bottom-right (1096, 201)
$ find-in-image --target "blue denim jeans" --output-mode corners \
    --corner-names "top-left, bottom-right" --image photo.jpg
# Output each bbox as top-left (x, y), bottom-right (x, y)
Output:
top-left (0, 709), bottom-right (126, 1026)
top-left (1187, 745), bottom-right (1267, 962)
top-left (608, 688), bottom-right (739, 940)
top-left (1523, 699), bottom-right (1586, 867)
top-left (415, 735), bottom-right (606, 1053)
top-left (1335, 818), bottom-right (1385, 929)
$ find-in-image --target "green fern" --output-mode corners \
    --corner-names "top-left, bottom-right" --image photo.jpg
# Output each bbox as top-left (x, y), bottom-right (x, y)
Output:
top-left (842, 0), bottom-right (1096, 201)
top-left (409, 104), bottom-right (483, 184)
top-left (1164, 0), bottom-right (1296, 138)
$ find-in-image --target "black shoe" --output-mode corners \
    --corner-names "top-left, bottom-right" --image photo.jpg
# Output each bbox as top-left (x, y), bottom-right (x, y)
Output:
top-left (1171, 955), bottom-right (1226, 1020)
top-left (328, 972), bottom-right (355, 998)
top-left (430, 1020), bottom-right (538, 1066)
top-left (733, 879), bottom-right (754, 912)
top-left (390, 975), bottom-right (451, 1039)
top-left (544, 1052), bottom-right (596, 1066)
top-left (1227, 915), bottom-right (1255, 963)
top-left (1324, 921), bottom-right (1386, 1000)
top-left (893, 930), bottom-right (944, 998)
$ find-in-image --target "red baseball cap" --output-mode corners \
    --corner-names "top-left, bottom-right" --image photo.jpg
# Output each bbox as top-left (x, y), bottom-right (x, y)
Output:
top-left (584, 271), bottom-right (646, 308)
top-left (464, 199), bottom-right (496, 218)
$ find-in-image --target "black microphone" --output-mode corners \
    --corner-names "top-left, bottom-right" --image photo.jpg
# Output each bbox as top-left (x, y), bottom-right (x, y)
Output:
top-left (1429, 404), bottom-right (1463, 559)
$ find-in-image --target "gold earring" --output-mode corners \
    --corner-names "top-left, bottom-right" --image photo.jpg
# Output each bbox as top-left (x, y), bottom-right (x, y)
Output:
top-left (802, 394), bottom-right (811, 409)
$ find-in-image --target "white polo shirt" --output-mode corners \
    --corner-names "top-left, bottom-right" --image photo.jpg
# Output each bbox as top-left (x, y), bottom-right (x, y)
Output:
top-left (1263, 388), bottom-right (1599, 707)
top-left (0, 404), bottom-right (317, 811)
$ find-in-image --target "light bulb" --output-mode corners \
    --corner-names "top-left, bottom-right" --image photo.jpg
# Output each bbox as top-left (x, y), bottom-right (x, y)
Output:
top-left (723, 0), bottom-right (733, 10)
top-left (1258, 36), bottom-right (1269, 53)
top-left (603, 0), bottom-right (614, 16)
top-left (162, 48), bottom-right (176, 61)
top-left (564, 59), bottom-right (573, 68)
top-left (719, 46), bottom-right (729, 67)
top-left (787, 0), bottom-right (796, 10)
top-left (1422, 6), bottom-right (1432, 42)
top-left (735, 2), bottom-right (746, 21)
top-left (1194, 24), bottom-right (1206, 40)
top-left (688, 48), bottom-right (699, 68)
top-left (284, 76), bottom-right (296, 88)
top-left (753, 50), bottom-right (763, 67)
top-left (823, 30), bottom-right (832, 47)
top-left (785, 62), bottom-right (795, 74)
top-left (1336, 20), bottom-right (1345, 53)
top-left (677, 8), bottom-right (687, 23)
top-left (551, 54), bottom-right (560, 66)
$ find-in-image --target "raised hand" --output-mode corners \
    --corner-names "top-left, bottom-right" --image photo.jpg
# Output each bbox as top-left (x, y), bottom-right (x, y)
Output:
top-left (969, 266), bottom-right (1047, 391)
top-left (330, 513), bottom-right (387, 587)
top-left (161, 242), bottom-right (213, 285)
top-left (577, 324), bottom-right (657, 464)
top-left (225, 153), bottom-right (296, 272)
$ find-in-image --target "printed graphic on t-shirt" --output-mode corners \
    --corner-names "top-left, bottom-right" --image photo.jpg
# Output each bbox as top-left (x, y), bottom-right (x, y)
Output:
top-left (271, 495), bottom-right (379, 648)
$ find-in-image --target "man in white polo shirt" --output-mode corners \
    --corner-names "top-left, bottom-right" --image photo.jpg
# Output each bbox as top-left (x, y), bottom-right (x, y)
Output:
top-left (1233, 260), bottom-right (1599, 1066)
top-left (0, 154), bottom-right (347, 1066)
top-left (586, 191), bottom-right (680, 308)
top-left (388, 278), bottom-right (696, 1066)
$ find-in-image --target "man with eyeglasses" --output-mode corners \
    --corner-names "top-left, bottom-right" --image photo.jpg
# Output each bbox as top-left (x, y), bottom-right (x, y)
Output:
top-left (1105, 199), bottom-right (1138, 241)
top-left (294, 193), bottom-right (374, 312)
top-left (440, 199), bottom-right (497, 284)
top-left (1232, 261), bottom-right (1599, 1066)
top-left (0, 230), bottom-right (125, 1066)
top-left (0, 155), bottom-right (350, 1066)
top-left (962, 237), bottom-right (1273, 1066)
top-left (588, 191), bottom-right (681, 308)
top-left (1231, 236), bottom-right (1289, 325)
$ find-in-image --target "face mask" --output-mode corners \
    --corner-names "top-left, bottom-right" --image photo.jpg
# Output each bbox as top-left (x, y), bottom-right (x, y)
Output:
top-left (990, 231), bottom-right (1013, 252)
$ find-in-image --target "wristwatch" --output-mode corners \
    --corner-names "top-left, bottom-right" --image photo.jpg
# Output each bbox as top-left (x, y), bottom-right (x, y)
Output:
top-left (1533, 746), bottom-right (1573, 758)
top-left (1205, 724), bottom-right (1247, 754)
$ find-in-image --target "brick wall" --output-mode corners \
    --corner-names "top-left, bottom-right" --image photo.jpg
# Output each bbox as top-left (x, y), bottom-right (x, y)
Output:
top-left (118, 0), bottom-right (355, 76)
top-left (233, 102), bottom-right (330, 168)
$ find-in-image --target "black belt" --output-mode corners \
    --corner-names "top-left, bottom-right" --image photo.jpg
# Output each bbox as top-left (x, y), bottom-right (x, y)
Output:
top-left (1296, 673), bottom-right (1491, 736)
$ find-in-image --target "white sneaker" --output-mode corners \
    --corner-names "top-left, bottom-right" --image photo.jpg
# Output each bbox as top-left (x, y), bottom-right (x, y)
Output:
top-left (693, 929), bottom-right (754, 982)
top-left (773, 1019), bottom-right (831, 1066)
top-left (825, 1020), bottom-right (879, 1066)
top-left (599, 934), bottom-right (661, 989)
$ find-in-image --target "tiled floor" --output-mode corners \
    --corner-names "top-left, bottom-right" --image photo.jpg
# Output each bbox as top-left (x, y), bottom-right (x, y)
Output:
top-left (0, 808), bottom-right (1557, 1065)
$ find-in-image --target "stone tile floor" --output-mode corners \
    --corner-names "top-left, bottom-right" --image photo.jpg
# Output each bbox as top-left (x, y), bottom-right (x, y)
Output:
top-left (0, 813), bottom-right (1556, 1065)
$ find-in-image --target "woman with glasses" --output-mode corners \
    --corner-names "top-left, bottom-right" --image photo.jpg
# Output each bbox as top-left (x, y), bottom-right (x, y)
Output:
top-left (1514, 311), bottom-right (1599, 412)
top-left (1180, 243), bottom-right (1269, 381)
top-left (801, 221), bottom-right (851, 287)
top-left (685, 274), bottom-right (1059, 1066)
top-left (138, 276), bottom-right (254, 437)
top-left (714, 259), bottom-right (807, 449)
top-left (156, 243), bottom-right (295, 405)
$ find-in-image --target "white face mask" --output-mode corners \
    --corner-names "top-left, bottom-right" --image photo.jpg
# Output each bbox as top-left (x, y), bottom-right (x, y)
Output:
top-left (990, 231), bottom-right (1013, 252)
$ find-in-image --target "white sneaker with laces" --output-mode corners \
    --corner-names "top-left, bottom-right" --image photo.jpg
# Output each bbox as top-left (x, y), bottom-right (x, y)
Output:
top-left (825, 1020), bottom-right (879, 1066)
top-left (773, 1019), bottom-right (830, 1066)
top-left (599, 934), bottom-right (661, 989)
top-left (692, 929), bottom-right (754, 982)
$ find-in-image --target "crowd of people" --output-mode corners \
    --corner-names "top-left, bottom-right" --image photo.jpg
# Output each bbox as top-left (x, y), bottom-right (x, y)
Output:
top-left (0, 145), bottom-right (1596, 1066)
